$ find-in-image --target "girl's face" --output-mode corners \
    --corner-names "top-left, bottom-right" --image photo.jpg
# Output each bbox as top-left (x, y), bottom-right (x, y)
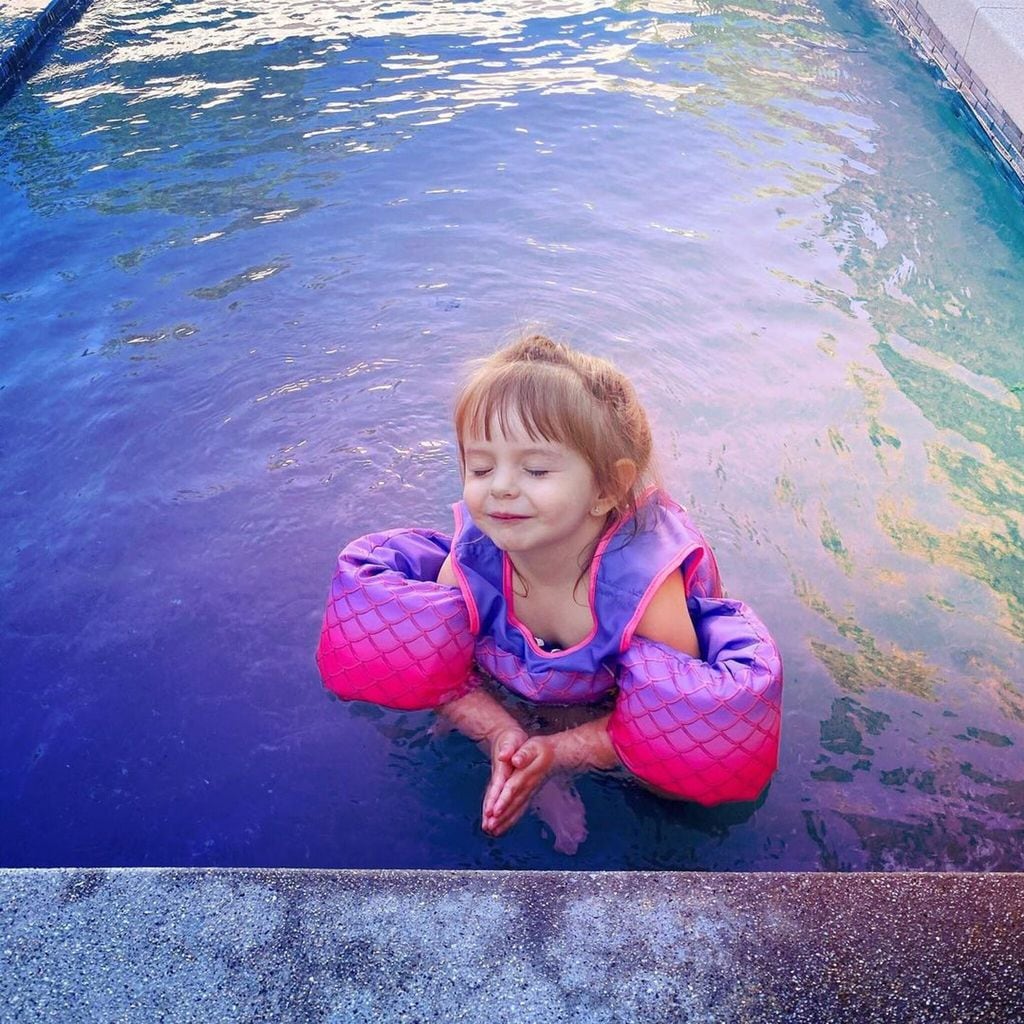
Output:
top-left (461, 412), bottom-right (611, 564)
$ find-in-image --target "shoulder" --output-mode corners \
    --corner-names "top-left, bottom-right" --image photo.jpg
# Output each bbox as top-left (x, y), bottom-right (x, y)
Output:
top-left (632, 491), bottom-right (722, 601)
top-left (436, 554), bottom-right (458, 588)
top-left (596, 489), bottom-right (700, 602)
top-left (634, 568), bottom-right (700, 658)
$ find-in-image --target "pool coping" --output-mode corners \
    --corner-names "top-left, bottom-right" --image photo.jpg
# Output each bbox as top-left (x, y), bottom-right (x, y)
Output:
top-left (3, 867), bottom-right (1024, 1021)
top-left (0, 0), bottom-right (92, 97)
top-left (875, 0), bottom-right (1024, 187)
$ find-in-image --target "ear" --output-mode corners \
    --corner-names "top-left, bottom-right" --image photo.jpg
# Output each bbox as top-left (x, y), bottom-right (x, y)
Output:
top-left (591, 459), bottom-right (638, 516)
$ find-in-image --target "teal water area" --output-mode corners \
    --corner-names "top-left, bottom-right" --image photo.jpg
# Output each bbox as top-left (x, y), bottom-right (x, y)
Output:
top-left (1, 0), bottom-right (1022, 869)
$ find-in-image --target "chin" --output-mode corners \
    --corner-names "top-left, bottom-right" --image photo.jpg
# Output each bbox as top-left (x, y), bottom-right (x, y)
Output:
top-left (488, 533), bottom-right (533, 555)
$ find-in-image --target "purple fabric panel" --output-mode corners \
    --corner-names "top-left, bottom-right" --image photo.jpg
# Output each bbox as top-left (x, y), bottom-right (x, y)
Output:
top-left (473, 636), bottom-right (617, 704)
top-left (451, 491), bottom-right (720, 704)
top-left (340, 527), bottom-right (451, 584)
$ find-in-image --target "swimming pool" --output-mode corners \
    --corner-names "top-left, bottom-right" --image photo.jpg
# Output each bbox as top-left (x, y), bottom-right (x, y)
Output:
top-left (1, 0), bottom-right (1022, 870)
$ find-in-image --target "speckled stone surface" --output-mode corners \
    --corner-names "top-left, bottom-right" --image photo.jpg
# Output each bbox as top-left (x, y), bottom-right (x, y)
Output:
top-left (2, 869), bottom-right (1023, 1023)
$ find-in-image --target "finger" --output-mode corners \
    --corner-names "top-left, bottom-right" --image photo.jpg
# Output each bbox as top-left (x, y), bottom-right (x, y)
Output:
top-left (483, 736), bottom-right (515, 804)
top-left (484, 739), bottom-right (526, 820)
top-left (490, 774), bottom-right (521, 818)
top-left (491, 781), bottom-right (518, 818)
top-left (495, 735), bottom-right (519, 762)
top-left (483, 739), bottom-right (552, 835)
top-left (510, 744), bottom-right (538, 770)
top-left (485, 772), bottom-right (526, 831)
top-left (488, 786), bottom-right (535, 835)
top-left (483, 761), bottom-right (512, 819)
top-left (493, 754), bottom-right (549, 813)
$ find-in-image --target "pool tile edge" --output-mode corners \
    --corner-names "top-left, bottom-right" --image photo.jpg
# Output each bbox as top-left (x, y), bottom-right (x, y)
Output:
top-left (875, 0), bottom-right (1024, 189)
top-left (0, 0), bottom-right (94, 98)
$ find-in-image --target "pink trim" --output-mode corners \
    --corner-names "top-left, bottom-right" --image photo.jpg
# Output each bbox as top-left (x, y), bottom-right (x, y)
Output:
top-left (503, 504), bottom-right (639, 660)
top-left (619, 542), bottom-right (701, 653)
top-left (449, 502), bottom-right (481, 635)
top-left (682, 546), bottom-right (707, 595)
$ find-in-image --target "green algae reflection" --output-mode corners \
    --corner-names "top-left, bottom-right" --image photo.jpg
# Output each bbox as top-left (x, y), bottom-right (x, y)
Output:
top-left (795, 577), bottom-right (938, 699)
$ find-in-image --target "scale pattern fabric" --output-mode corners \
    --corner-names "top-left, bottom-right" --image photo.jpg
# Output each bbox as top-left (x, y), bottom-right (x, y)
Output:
top-left (608, 597), bottom-right (783, 805)
top-left (450, 491), bottom-right (723, 705)
top-left (316, 529), bottom-right (479, 710)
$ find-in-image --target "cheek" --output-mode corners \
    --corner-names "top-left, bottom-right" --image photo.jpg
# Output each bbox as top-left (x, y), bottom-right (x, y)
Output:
top-left (462, 477), bottom-right (484, 504)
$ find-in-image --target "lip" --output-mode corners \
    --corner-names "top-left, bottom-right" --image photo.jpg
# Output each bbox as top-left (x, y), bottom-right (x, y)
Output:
top-left (488, 512), bottom-right (529, 521)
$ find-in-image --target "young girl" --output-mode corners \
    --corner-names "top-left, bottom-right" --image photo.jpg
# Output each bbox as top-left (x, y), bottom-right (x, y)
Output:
top-left (317, 335), bottom-right (782, 850)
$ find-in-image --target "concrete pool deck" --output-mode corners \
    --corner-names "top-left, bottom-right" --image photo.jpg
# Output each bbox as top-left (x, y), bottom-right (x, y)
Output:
top-left (2, 869), bottom-right (1024, 1022)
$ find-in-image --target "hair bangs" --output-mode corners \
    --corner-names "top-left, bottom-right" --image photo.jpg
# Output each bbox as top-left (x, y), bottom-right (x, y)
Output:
top-left (455, 361), bottom-right (605, 462)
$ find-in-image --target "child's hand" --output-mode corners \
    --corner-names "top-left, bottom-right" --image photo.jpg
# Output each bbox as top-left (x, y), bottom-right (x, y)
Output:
top-left (482, 726), bottom-right (529, 835)
top-left (482, 735), bottom-right (557, 836)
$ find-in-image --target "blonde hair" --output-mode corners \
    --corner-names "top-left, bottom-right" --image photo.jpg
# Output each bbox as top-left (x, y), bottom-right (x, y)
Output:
top-left (453, 334), bottom-right (654, 520)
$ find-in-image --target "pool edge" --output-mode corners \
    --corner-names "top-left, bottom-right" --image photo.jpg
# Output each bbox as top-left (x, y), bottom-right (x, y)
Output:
top-left (871, 0), bottom-right (1024, 189)
top-left (0, 0), bottom-right (94, 98)
top-left (3, 867), bottom-right (1023, 1021)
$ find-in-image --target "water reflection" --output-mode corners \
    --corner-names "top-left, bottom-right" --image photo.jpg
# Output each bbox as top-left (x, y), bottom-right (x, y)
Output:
top-left (776, 14), bottom-right (1024, 859)
top-left (803, 89), bottom-right (1024, 701)
top-left (17, 0), bottom-right (854, 219)
top-left (81, 0), bottom-right (623, 60)
top-left (872, 344), bottom-right (1024, 643)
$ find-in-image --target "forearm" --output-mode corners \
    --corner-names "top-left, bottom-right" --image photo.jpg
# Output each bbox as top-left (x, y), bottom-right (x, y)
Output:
top-left (438, 686), bottom-right (523, 746)
top-left (549, 714), bottom-right (620, 773)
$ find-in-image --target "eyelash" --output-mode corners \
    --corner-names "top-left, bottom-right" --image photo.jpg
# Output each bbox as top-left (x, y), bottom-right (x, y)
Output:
top-left (467, 468), bottom-right (550, 478)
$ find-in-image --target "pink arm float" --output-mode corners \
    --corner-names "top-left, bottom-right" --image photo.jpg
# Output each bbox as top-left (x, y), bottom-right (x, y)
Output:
top-left (316, 529), bottom-right (478, 710)
top-left (609, 597), bottom-right (783, 805)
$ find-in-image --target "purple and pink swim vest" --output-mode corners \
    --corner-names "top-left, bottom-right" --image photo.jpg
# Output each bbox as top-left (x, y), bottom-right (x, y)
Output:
top-left (316, 490), bottom-right (783, 806)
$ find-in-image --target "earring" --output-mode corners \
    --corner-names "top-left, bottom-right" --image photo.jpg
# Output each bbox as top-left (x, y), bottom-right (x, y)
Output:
top-left (591, 505), bottom-right (603, 516)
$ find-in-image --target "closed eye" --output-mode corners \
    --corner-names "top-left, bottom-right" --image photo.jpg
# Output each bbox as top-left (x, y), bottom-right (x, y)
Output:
top-left (468, 468), bottom-right (492, 477)
top-left (525, 469), bottom-right (550, 478)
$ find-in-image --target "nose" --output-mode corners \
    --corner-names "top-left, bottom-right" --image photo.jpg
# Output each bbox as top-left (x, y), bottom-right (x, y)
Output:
top-left (489, 465), bottom-right (518, 498)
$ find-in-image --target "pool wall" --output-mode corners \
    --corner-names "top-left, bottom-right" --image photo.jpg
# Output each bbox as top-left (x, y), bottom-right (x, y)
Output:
top-left (0, 0), bottom-right (93, 96)
top-left (3, 868), bottom-right (1024, 1022)
top-left (876, 0), bottom-right (1024, 186)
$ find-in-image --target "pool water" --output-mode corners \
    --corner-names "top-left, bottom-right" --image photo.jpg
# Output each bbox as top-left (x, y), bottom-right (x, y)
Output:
top-left (1, 0), bottom-right (1022, 870)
